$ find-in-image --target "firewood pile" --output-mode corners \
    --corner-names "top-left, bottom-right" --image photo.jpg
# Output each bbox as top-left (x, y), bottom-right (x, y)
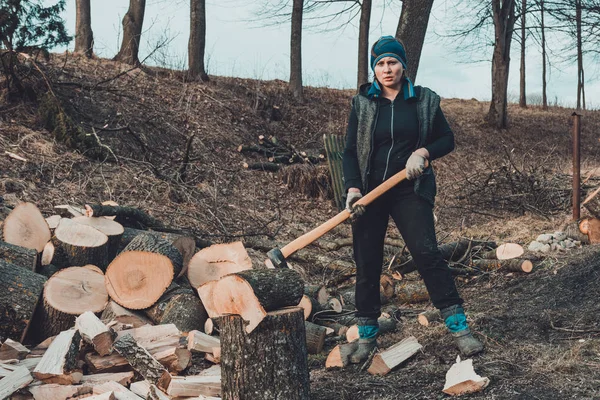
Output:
top-left (238, 135), bottom-right (325, 172)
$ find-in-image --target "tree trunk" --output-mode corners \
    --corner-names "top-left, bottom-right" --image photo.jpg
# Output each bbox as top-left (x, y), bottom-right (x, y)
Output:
top-left (74, 0), bottom-right (94, 57)
top-left (395, 0), bottom-right (434, 82)
top-left (540, 0), bottom-right (548, 110)
top-left (188, 0), bottom-right (209, 81)
top-left (71, 216), bottom-right (124, 263)
top-left (0, 260), bottom-right (47, 343)
top-left (0, 241), bottom-right (38, 271)
top-left (220, 308), bottom-right (310, 400)
top-left (357, 0), bottom-right (372, 88)
top-left (519, 0), bottom-right (527, 108)
top-left (487, 0), bottom-right (516, 129)
top-left (289, 0), bottom-right (304, 101)
top-left (113, 0), bottom-right (146, 65)
top-left (576, 0), bottom-right (583, 110)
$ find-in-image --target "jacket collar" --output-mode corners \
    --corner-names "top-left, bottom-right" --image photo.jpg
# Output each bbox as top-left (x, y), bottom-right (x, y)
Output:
top-left (361, 78), bottom-right (417, 101)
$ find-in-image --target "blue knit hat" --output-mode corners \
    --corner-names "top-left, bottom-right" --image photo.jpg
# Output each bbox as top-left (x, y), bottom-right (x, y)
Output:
top-left (368, 35), bottom-right (416, 101)
top-left (370, 35), bottom-right (408, 71)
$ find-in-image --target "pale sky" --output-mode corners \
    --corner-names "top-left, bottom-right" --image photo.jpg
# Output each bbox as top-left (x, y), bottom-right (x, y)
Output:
top-left (53, 0), bottom-right (598, 108)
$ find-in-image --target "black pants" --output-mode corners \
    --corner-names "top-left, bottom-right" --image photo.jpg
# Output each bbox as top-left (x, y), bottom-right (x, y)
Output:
top-left (352, 184), bottom-right (463, 320)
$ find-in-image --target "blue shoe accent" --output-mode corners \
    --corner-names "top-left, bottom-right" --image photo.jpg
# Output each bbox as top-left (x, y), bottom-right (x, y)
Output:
top-left (358, 325), bottom-right (379, 339)
top-left (444, 311), bottom-right (468, 333)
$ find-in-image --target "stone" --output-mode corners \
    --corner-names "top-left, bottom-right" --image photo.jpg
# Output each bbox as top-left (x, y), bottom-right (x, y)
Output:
top-left (539, 244), bottom-right (551, 253)
top-left (536, 234), bottom-right (553, 244)
top-left (528, 241), bottom-right (545, 252)
top-left (553, 231), bottom-right (567, 241)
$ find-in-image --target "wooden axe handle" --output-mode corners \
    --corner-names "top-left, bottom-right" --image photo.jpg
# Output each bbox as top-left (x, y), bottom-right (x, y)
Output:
top-left (279, 163), bottom-right (427, 259)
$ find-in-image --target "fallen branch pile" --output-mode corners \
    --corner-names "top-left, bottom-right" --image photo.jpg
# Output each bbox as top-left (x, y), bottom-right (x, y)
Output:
top-left (239, 134), bottom-right (325, 172)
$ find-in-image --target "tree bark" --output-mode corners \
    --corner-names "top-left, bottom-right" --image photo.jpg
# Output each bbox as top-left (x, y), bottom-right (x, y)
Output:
top-left (395, 0), bottom-right (434, 82)
top-left (487, 0), bottom-right (516, 129)
top-left (113, 0), bottom-right (146, 65)
top-left (540, 0), bottom-right (548, 109)
top-left (0, 259), bottom-right (47, 343)
top-left (0, 241), bottom-right (38, 271)
top-left (74, 0), bottom-right (94, 57)
top-left (519, 0), bottom-right (527, 108)
top-left (357, 0), bottom-right (372, 88)
top-left (144, 283), bottom-right (208, 333)
top-left (54, 218), bottom-right (110, 270)
top-left (221, 308), bottom-right (310, 400)
top-left (188, 0), bottom-right (209, 81)
top-left (289, 0), bottom-right (304, 101)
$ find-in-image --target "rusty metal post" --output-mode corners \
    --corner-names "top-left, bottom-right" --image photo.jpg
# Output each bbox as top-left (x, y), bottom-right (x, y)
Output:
top-left (572, 112), bottom-right (581, 219)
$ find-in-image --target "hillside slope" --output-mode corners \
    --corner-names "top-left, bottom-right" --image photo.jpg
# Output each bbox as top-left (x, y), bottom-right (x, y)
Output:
top-left (1, 55), bottom-right (600, 398)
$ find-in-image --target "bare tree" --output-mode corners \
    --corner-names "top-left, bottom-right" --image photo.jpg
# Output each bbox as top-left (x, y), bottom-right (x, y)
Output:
top-left (575, 0), bottom-right (584, 109)
top-left (395, 0), bottom-right (434, 82)
top-left (488, 0), bottom-right (516, 128)
top-left (188, 0), bottom-right (209, 81)
top-left (113, 0), bottom-right (146, 65)
top-left (540, 0), bottom-right (548, 109)
top-left (74, 0), bottom-right (93, 58)
top-left (290, 0), bottom-right (304, 101)
top-left (519, 0), bottom-right (527, 108)
top-left (357, 0), bottom-right (372, 88)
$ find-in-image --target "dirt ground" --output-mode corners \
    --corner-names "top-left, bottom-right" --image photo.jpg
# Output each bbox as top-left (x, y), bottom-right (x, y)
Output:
top-left (1, 54), bottom-right (600, 399)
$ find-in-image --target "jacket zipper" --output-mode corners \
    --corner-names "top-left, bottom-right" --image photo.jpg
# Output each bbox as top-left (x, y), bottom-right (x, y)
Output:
top-left (382, 100), bottom-right (395, 181)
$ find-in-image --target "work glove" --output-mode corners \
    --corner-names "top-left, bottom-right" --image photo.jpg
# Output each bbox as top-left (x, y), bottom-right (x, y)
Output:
top-left (346, 190), bottom-right (366, 222)
top-left (406, 152), bottom-right (427, 180)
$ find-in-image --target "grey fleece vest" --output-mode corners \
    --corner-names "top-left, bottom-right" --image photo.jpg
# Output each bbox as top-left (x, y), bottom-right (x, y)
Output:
top-left (352, 86), bottom-right (441, 205)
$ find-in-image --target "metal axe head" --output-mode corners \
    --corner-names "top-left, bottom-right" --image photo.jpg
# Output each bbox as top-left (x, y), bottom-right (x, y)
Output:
top-left (266, 247), bottom-right (288, 269)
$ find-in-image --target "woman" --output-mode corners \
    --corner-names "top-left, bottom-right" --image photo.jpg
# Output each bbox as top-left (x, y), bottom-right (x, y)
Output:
top-left (342, 36), bottom-right (484, 363)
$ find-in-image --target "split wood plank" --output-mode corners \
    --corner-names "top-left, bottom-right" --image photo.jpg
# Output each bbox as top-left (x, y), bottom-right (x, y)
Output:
top-left (187, 330), bottom-right (220, 354)
top-left (0, 338), bottom-right (30, 360)
top-left (79, 371), bottom-right (135, 386)
top-left (33, 329), bottom-right (82, 384)
top-left (92, 381), bottom-right (141, 400)
top-left (28, 383), bottom-right (93, 400)
top-left (0, 358), bottom-right (42, 377)
top-left (167, 374), bottom-right (221, 398)
top-left (0, 366), bottom-right (33, 400)
top-left (101, 300), bottom-right (152, 329)
top-left (129, 381), bottom-right (152, 398)
top-left (368, 336), bottom-right (422, 376)
top-left (112, 333), bottom-right (171, 391)
top-left (76, 311), bottom-right (116, 356)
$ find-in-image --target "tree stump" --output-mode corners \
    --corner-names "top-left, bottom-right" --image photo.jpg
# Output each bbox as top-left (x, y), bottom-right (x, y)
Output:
top-left (37, 265), bottom-right (108, 338)
top-left (221, 307), bottom-right (310, 400)
top-left (2, 202), bottom-right (51, 252)
top-left (0, 259), bottom-right (47, 342)
top-left (105, 233), bottom-right (183, 309)
top-left (0, 241), bottom-right (38, 271)
top-left (144, 283), bottom-right (208, 333)
top-left (72, 216), bottom-right (124, 262)
top-left (198, 268), bottom-right (304, 333)
top-left (54, 218), bottom-right (109, 270)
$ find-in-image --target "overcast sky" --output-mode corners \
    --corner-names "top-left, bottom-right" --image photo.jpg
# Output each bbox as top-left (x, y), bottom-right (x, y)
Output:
top-left (54, 0), bottom-right (599, 108)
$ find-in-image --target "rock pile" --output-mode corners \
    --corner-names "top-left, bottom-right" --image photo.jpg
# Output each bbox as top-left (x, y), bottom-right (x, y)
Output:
top-left (528, 231), bottom-right (581, 253)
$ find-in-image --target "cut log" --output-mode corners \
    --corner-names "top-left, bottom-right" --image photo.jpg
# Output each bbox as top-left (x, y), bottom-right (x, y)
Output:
top-left (167, 374), bottom-right (221, 398)
top-left (325, 342), bottom-right (359, 369)
top-left (563, 219), bottom-right (590, 244)
top-left (92, 381), bottom-right (141, 400)
top-left (54, 205), bottom-right (85, 218)
top-left (153, 347), bottom-right (191, 373)
top-left (198, 268), bottom-right (304, 333)
top-left (346, 316), bottom-right (397, 343)
top-left (28, 383), bottom-right (93, 400)
top-left (0, 366), bottom-right (33, 399)
top-left (171, 236), bottom-right (196, 278)
top-left (381, 279), bottom-right (430, 304)
top-left (112, 333), bottom-right (171, 391)
top-left (105, 233), bottom-right (183, 309)
top-left (2, 202), bottom-right (51, 252)
top-left (442, 355), bottom-right (490, 396)
top-left (299, 294), bottom-right (343, 319)
top-left (72, 216), bottom-right (124, 262)
top-left (304, 285), bottom-right (328, 305)
top-left (305, 321), bottom-right (327, 354)
top-left (38, 266), bottom-right (108, 337)
top-left (221, 308), bottom-right (310, 400)
top-left (298, 295), bottom-right (320, 320)
top-left (0, 259), bottom-right (47, 342)
top-left (0, 241), bottom-right (38, 271)
top-left (0, 338), bottom-right (30, 360)
top-left (187, 330), bottom-right (220, 354)
top-left (40, 241), bottom-right (54, 267)
top-left (54, 218), bottom-right (109, 270)
top-left (417, 309), bottom-right (441, 327)
top-left (367, 335), bottom-right (422, 376)
top-left (471, 259), bottom-right (533, 273)
top-left (582, 185), bottom-right (600, 219)
top-left (580, 218), bottom-right (589, 235)
top-left (187, 241), bottom-right (252, 289)
top-left (143, 283), bottom-right (207, 333)
top-left (45, 215), bottom-right (62, 231)
top-left (129, 381), bottom-right (152, 398)
top-left (243, 162), bottom-right (280, 172)
top-left (479, 243), bottom-right (524, 260)
top-left (101, 300), bottom-right (152, 329)
top-left (33, 329), bottom-right (81, 383)
top-left (587, 218), bottom-right (600, 244)
top-left (79, 371), bottom-right (135, 386)
top-left (313, 320), bottom-right (348, 336)
top-left (117, 227), bottom-right (200, 254)
top-left (75, 311), bottom-right (116, 356)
